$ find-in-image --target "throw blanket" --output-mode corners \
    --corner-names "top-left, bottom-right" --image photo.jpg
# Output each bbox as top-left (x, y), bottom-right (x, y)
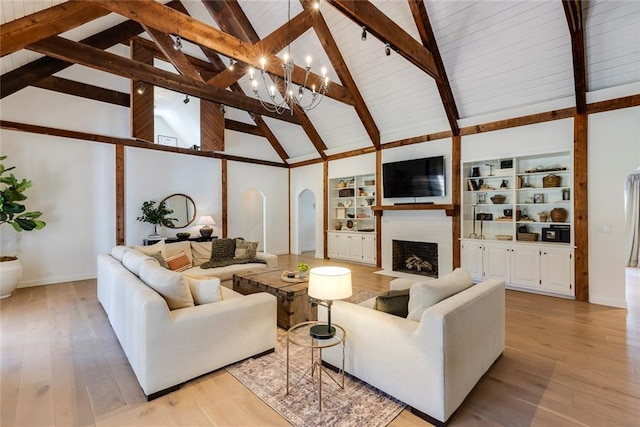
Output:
top-left (200, 237), bottom-right (265, 269)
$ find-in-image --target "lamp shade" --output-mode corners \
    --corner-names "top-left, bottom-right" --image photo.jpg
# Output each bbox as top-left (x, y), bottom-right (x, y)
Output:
top-left (308, 266), bottom-right (352, 301)
top-left (197, 215), bottom-right (216, 226)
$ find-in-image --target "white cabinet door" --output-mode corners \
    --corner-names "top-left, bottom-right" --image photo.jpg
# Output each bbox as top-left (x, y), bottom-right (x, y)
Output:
top-left (483, 242), bottom-right (511, 282)
top-left (461, 240), bottom-right (484, 281)
top-left (337, 234), bottom-right (351, 258)
top-left (540, 247), bottom-right (573, 295)
top-left (349, 234), bottom-right (363, 261)
top-left (510, 245), bottom-right (541, 289)
top-left (327, 232), bottom-right (338, 258)
top-left (362, 234), bottom-right (376, 264)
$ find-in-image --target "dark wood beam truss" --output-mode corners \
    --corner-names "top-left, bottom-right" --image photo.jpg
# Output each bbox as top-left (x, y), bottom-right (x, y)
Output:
top-left (408, 0), bottom-right (460, 136)
top-left (33, 76), bottom-right (129, 107)
top-left (0, 2), bottom-right (109, 57)
top-left (563, 0), bottom-right (587, 114)
top-left (324, 0), bottom-right (439, 79)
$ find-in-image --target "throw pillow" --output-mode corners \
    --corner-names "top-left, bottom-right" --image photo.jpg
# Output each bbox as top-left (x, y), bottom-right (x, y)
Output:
top-left (191, 241), bottom-right (212, 267)
top-left (407, 268), bottom-right (473, 321)
top-left (138, 259), bottom-right (195, 310)
top-left (148, 251), bottom-right (168, 268)
top-left (183, 276), bottom-right (223, 305)
top-left (122, 249), bottom-right (152, 276)
top-left (165, 251), bottom-right (192, 272)
top-left (133, 240), bottom-right (166, 259)
top-left (110, 245), bottom-right (129, 261)
top-left (234, 247), bottom-right (248, 259)
top-left (210, 238), bottom-right (236, 262)
top-left (235, 238), bottom-right (258, 259)
top-left (373, 288), bottom-right (410, 318)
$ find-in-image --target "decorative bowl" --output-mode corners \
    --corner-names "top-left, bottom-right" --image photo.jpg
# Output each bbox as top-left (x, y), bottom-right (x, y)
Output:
top-left (490, 195), bottom-right (506, 204)
top-left (176, 232), bottom-right (191, 240)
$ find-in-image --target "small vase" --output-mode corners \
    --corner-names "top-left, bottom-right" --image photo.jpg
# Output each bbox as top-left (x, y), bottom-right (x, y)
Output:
top-left (298, 271), bottom-right (307, 279)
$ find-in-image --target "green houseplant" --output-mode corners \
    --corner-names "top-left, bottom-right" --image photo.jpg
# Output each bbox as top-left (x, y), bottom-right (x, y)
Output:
top-left (136, 200), bottom-right (176, 237)
top-left (297, 262), bottom-right (309, 278)
top-left (0, 156), bottom-right (46, 298)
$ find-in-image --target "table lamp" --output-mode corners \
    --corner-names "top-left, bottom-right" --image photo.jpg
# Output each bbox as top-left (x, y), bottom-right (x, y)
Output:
top-left (197, 215), bottom-right (216, 238)
top-left (308, 266), bottom-right (352, 339)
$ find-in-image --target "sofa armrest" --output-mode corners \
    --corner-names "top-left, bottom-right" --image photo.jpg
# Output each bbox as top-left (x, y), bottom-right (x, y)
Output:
top-left (389, 278), bottom-right (416, 291)
top-left (256, 252), bottom-right (278, 268)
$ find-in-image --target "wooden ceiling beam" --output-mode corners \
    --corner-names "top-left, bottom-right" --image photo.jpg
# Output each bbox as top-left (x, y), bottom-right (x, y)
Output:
top-left (142, 26), bottom-right (204, 82)
top-left (307, 2), bottom-right (380, 149)
top-left (28, 35), bottom-right (302, 125)
top-left (563, 0), bottom-right (587, 114)
top-left (408, 0), bottom-right (459, 136)
top-left (324, 0), bottom-right (439, 79)
top-left (225, 119), bottom-right (263, 136)
top-left (33, 76), bottom-right (130, 107)
top-left (0, 2), bottom-right (110, 57)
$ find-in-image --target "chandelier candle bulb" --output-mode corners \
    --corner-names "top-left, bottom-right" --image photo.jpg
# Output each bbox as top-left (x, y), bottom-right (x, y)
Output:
top-left (306, 55), bottom-right (311, 66)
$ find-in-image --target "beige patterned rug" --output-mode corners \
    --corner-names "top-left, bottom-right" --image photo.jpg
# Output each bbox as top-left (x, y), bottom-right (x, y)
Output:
top-left (226, 287), bottom-right (406, 427)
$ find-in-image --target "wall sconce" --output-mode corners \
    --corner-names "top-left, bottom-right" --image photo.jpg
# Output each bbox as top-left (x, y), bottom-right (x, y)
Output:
top-left (173, 35), bottom-right (182, 51)
top-left (183, 94), bottom-right (190, 104)
top-left (219, 104), bottom-right (226, 114)
top-left (361, 26), bottom-right (367, 41)
top-left (136, 82), bottom-right (146, 95)
top-left (385, 43), bottom-right (391, 56)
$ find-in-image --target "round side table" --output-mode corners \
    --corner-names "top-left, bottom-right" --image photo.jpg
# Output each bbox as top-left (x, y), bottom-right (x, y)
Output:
top-left (286, 321), bottom-right (346, 411)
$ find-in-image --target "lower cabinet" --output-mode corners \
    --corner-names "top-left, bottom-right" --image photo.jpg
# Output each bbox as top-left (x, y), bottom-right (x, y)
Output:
top-left (461, 240), bottom-right (574, 297)
top-left (327, 232), bottom-right (376, 265)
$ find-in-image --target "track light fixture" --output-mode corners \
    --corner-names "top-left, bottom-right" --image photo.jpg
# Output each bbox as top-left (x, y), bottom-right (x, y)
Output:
top-left (228, 59), bottom-right (235, 71)
top-left (136, 82), bottom-right (146, 95)
top-left (220, 104), bottom-right (226, 114)
top-left (385, 43), bottom-right (391, 56)
top-left (361, 26), bottom-right (367, 41)
top-left (173, 35), bottom-right (182, 51)
top-left (183, 94), bottom-right (190, 104)
top-left (312, 1), bottom-right (320, 9)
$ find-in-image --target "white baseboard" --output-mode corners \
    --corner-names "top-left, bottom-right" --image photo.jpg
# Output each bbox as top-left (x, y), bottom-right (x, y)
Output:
top-left (588, 296), bottom-right (627, 309)
top-left (18, 274), bottom-right (96, 288)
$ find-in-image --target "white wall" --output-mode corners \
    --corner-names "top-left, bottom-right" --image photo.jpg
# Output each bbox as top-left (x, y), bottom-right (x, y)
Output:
top-left (124, 148), bottom-right (222, 244)
top-left (588, 107), bottom-right (640, 308)
top-left (298, 190), bottom-right (316, 253)
top-left (290, 163), bottom-right (324, 257)
top-left (227, 161), bottom-right (289, 254)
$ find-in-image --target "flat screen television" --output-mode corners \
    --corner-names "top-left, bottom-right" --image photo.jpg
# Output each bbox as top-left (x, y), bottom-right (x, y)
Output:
top-left (382, 156), bottom-right (446, 198)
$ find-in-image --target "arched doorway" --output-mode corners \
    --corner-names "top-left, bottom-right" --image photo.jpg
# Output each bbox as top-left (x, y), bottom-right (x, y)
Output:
top-left (297, 189), bottom-right (316, 255)
top-left (242, 189), bottom-right (266, 252)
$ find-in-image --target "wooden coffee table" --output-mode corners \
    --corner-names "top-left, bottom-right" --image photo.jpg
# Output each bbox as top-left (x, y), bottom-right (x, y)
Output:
top-left (233, 268), bottom-right (317, 329)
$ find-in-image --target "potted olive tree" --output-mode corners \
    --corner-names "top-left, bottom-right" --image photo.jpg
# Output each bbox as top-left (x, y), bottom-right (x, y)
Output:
top-left (0, 156), bottom-right (46, 298)
top-left (136, 200), bottom-right (176, 238)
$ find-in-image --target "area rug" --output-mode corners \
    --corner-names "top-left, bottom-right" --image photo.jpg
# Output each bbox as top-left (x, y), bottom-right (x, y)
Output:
top-left (226, 287), bottom-right (406, 427)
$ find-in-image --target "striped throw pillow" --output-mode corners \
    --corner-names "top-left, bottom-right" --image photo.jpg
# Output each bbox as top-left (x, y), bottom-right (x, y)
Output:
top-left (165, 251), bottom-right (192, 272)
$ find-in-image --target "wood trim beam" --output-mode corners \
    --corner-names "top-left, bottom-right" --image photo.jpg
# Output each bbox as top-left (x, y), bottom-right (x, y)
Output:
top-left (115, 145), bottom-right (125, 245)
top-left (27, 36), bottom-right (302, 125)
top-left (0, 2), bottom-right (109, 57)
top-left (460, 108), bottom-right (576, 135)
top-left (142, 26), bottom-right (204, 81)
top-left (381, 130), bottom-right (453, 149)
top-left (250, 115), bottom-right (290, 163)
top-left (308, 3), bottom-right (380, 148)
top-left (563, 0), bottom-right (587, 114)
top-left (130, 40), bottom-right (154, 142)
top-left (573, 113), bottom-right (588, 301)
top-left (225, 119), bottom-right (264, 136)
top-left (289, 158), bottom-right (324, 168)
top-left (326, 146), bottom-right (377, 162)
top-left (587, 94), bottom-right (640, 114)
top-left (408, 0), bottom-right (460, 135)
top-left (324, 0), bottom-right (439, 79)
top-left (33, 76), bottom-right (130, 107)
top-left (451, 135), bottom-right (461, 268)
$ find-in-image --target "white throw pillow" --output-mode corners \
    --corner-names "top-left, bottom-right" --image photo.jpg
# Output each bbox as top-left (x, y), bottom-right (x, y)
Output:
top-left (139, 259), bottom-right (195, 310)
top-left (190, 241), bottom-right (212, 267)
top-left (133, 240), bottom-right (167, 259)
top-left (184, 276), bottom-right (222, 305)
top-left (122, 249), bottom-right (153, 276)
top-left (111, 245), bottom-right (129, 261)
top-left (407, 268), bottom-right (473, 321)
top-left (166, 241), bottom-right (193, 263)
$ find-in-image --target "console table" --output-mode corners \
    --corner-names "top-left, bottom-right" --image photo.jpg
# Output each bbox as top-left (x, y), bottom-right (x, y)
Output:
top-left (143, 236), bottom-right (216, 245)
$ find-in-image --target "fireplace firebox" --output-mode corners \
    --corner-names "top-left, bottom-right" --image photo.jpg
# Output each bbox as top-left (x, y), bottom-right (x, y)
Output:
top-left (392, 240), bottom-right (438, 278)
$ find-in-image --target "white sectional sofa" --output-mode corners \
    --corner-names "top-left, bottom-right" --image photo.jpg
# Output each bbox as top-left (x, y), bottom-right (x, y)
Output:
top-left (97, 239), bottom-right (278, 399)
top-left (319, 269), bottom-right (505, 426)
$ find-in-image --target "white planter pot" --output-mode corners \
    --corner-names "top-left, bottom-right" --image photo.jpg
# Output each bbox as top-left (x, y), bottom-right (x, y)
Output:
top-left (0, 259), bottom-right (23, 299)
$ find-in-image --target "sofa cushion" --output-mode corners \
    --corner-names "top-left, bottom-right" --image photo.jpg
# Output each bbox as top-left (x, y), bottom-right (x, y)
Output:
top-left (235, 238), bottom-right (258, 260)
top-left (184, 276), bottom-right (222, 305)
top-left (191, 241), bottom-right (212, 266)
top-left (165, 251), bottom-right (192, 272)
top-left (166, 241), bottom-right (193, 263)
top-left (134, 240), bottom-right (166, 258)
top-left (138, 259), bottom-right (195, 310)
top-left (148, 252), bottom-right (168, 268)
top-left (111, 245), bottom-right (129, 261)
top-left (373, 288), bottom-right (410, 318)
top-left (407, 268), bottom-right (473, 321)
top-left (122, 249), bottom-right (153, 276)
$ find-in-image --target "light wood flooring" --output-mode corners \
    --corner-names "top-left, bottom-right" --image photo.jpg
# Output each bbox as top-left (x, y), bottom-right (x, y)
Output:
top-left (1, 255), bottom-right (639, 426)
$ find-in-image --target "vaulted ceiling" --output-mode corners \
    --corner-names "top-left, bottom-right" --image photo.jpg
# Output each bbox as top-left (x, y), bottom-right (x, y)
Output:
top-left (1, 1), bottom-right (639, 165)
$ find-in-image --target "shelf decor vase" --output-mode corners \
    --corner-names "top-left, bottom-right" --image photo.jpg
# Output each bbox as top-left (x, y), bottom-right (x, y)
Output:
top-left (550, 208), bottom-right (567, 223)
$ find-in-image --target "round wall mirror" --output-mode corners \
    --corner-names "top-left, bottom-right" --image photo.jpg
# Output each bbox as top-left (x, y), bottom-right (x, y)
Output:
top-left (161, 193), bottom-right (196, 228)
